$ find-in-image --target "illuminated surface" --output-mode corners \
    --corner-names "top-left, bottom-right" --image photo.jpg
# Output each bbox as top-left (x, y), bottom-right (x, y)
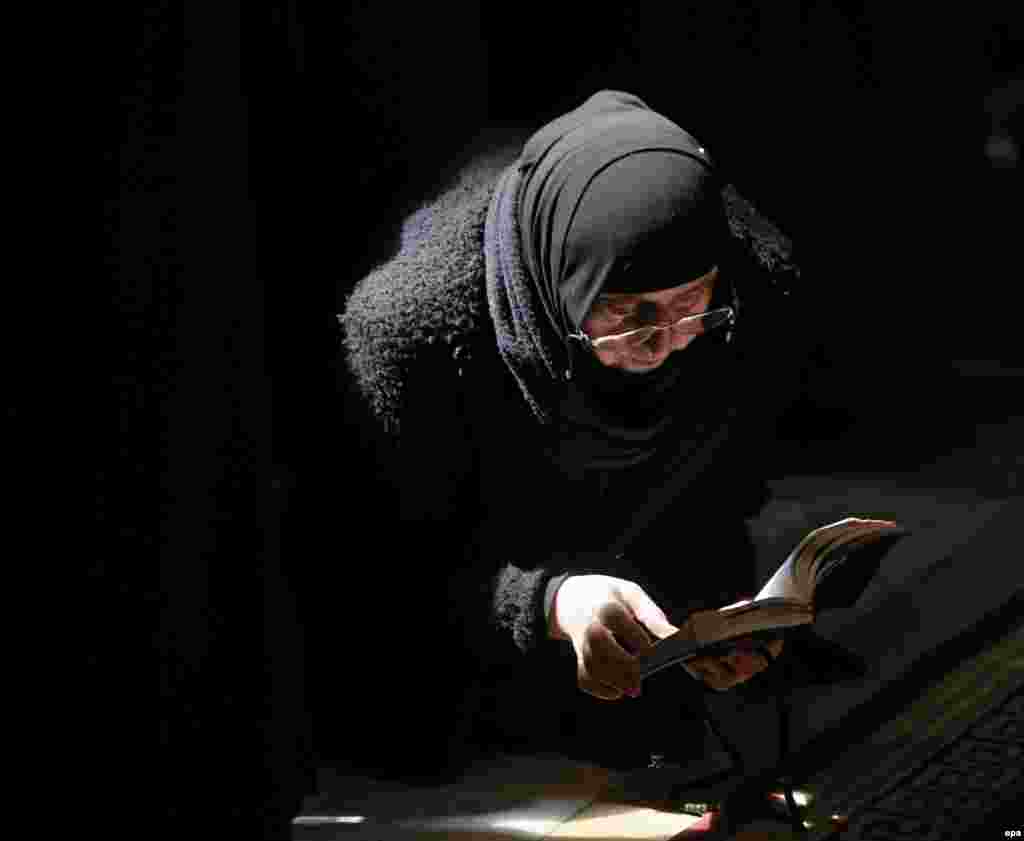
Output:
top-left (770, 789), bottom-right (812, 807)
top-left (547, 802), bottom-right (702, 839)
top-left (292, 815), bottom-right (366, 825)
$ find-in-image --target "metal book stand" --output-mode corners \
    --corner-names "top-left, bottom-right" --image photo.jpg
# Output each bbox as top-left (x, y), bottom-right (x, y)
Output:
top-left (666, 644), bottom-right (810, 836)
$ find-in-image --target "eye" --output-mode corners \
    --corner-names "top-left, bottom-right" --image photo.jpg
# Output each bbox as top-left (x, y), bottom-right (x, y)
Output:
top-left (668, 289), bottom-right (709, 316)
top-left (597, 301), bottom-right (635, 320)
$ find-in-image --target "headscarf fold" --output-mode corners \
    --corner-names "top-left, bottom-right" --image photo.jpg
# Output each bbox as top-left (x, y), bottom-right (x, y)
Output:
top-left (485, 90), bottom-right (737, 491)
top-left (516, 91), bottom-right (727, 333)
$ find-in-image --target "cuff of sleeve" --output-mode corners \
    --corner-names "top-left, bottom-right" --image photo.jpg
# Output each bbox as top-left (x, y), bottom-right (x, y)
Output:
top-left (494, 554), bottom-right (624, 656)
top-left (542, 572), bottom-right (573, 634)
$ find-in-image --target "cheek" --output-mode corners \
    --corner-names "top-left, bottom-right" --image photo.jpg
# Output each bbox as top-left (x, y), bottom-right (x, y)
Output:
top-left (594, 346), bottom-right (629, 368)
top-left (635, 332), bottom-right (693, 357)
top-left (593, 334), bottom-right (693, 370)
top-left (671, 333), bottom-right (696, 351)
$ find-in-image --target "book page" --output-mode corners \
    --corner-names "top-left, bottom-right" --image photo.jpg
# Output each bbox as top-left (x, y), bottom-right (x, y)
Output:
top-left (640, 518), bottom-right (905, 680)
top-left (690, 598), bottom-right (814, 646)
top-left (640, 599), bottom-right (812, 679)
top-left (756, 517), bottom-right (904, 603)
top-left (755, 552), bottom-right (805, 601)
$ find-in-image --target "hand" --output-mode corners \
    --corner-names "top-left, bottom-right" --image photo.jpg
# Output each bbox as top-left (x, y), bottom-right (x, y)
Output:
top-left (684, 636), bottom-right (785, 692)
top-left (549, 575), bottom-right (679, 701)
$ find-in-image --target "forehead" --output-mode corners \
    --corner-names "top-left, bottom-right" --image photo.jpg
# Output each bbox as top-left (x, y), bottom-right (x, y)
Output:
top-left (597, 266), bottom-right (718, 303)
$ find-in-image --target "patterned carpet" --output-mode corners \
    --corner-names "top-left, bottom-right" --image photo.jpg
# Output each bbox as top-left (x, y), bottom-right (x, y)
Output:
top-left (793, 618), bottom-right (1023, 840)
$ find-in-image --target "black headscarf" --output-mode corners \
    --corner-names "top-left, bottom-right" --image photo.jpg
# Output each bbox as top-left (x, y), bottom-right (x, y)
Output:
top-left (516, 91), bottom-right (727, 334)
top-left (485, 91), bottom-right (738, 499)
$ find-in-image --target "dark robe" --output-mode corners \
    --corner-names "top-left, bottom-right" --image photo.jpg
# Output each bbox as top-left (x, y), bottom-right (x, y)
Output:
top-left (337, 143), bottom-right (807, 777)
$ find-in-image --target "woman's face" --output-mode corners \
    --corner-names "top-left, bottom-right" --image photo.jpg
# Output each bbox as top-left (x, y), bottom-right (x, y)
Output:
top-left (580, 267), bottom-right (718, 373)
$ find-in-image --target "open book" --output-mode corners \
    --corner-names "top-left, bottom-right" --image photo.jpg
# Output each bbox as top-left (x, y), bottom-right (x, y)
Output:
top-left (639, 517), bottom-right (909, 680)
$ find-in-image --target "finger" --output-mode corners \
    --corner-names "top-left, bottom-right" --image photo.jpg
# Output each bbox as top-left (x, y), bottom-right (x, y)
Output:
top-left (577, 659), bottom-right (624, 701)
top-left (690, 655), bottom-right (738, 691)
top-left (702, 673), bottom-right (737, 692)
top-left (683, 659), bottom-right (713, 684)
top-left (579, 678), bottom-right (624, 701)
top-left (585, 624), bottom-right (642, 697)
top-left (709, 656), bottom-right (738, 684)
top-left (739, 638), bottom-right (784, 676)
top-left (598, 600), bottom-right (654, 655)
top-left (724, 649), bottom-right (764, 680)
top-left (619, 585), bottom-right (679, 641)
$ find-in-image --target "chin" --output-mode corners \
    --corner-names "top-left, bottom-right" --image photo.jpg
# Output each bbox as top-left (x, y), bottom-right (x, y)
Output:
top-left (621, 358), bottom-right (668, 374)
top-left (620, 340), bottom-right (694, 373)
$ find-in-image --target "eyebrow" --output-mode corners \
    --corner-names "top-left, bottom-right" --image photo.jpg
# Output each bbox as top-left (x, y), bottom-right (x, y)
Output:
top-left (597, 271), bottom-right (716, 304)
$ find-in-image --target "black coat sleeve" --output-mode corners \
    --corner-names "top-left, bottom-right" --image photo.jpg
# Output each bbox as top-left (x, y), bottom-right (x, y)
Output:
top-left (388, 345), bottom-right (610, 671)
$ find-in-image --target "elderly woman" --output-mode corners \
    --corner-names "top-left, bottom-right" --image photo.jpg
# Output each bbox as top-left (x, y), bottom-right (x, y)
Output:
top-left (340, 90), bottom-right (804, 776)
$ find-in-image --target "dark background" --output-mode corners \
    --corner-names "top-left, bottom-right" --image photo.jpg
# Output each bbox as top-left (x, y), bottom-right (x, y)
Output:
top-left (104, 3), bottom-right (1021, 837)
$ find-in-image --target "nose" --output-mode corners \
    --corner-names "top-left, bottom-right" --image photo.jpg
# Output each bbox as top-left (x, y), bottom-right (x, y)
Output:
top-left (639, 327), bottom-right (673, 359)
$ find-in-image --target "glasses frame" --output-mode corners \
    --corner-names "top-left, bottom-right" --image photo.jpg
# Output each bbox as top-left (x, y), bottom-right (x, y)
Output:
top-left (568, 305), bottom-right (736, 351)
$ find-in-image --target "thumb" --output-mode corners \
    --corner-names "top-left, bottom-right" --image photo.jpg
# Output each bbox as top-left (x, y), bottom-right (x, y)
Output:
top-left (621, 586), bottom-right (679, 642)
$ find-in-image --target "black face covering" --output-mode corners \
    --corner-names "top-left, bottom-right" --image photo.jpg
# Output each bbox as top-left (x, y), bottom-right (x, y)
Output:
top-left (484, 90), bottom-right (738, 514)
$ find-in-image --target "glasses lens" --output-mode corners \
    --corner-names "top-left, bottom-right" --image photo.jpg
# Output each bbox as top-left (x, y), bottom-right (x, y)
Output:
top-left (596, 307), bottom-right (734, 350)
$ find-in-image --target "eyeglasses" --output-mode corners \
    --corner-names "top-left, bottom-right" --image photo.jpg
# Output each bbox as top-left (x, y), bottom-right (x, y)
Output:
top-left (568, 306), bottom-right (736, 352)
